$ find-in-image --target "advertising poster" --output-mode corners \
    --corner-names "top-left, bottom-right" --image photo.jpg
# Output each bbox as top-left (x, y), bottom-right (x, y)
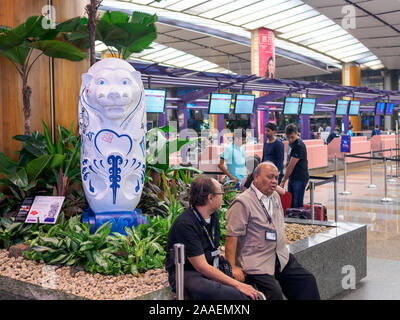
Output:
top-left (340, 135), bottom-right (351, 153)
top-left (25, 196), bottom-right (65, 224)
top-left (257, 28), bottom-right (276, 136)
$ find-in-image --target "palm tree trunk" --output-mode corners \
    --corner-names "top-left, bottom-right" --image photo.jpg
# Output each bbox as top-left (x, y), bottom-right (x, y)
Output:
top-left (86, 0), bottom-right (102, 66)
top-left (22, 77), bottom-right (32, 135)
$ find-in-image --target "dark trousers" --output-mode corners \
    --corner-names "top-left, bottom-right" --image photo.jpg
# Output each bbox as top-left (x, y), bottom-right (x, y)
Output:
top-left (182, 270), bottom-right (250, 300)
top-left (288, 179), bottom-right (308, 208)
top-left (245, 254), bottom-right (320, 300)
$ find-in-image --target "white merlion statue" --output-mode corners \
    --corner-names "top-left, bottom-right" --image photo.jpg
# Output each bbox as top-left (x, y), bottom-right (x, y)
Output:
top-left (79, 58), bottom-right (147, 233)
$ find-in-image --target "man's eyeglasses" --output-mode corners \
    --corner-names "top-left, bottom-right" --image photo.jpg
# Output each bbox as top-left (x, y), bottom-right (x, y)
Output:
top-left (213, 192), bottom-right (225, 196)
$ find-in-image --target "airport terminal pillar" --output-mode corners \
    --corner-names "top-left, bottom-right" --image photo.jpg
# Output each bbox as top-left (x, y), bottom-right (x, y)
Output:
top-left (177, 102), bottom-right (187, 132)
top-left (383, 70), bottom-right (399, 130)
top-left (251, 27), bottom-right (275, 142)
top-left (158, 111), bottom-right (167, 127)
top-left (342, 63), bottom-right (361, 131)
top-left (217, 114), bottom-right (224, 144)
top-left (375, 115), bottom-right (381, 128)
top-left (300, 115), bottom-right (310, 139)
top-left (330, 112), bottom-right (336, 132)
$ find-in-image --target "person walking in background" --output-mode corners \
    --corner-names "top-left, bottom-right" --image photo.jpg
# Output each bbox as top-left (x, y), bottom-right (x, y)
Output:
top-left (218, 128), bottom-right (247, 189)
top-left (262, 122), bottom-right (284, 184)
top-left (280, 124), bottom-right (309, 208)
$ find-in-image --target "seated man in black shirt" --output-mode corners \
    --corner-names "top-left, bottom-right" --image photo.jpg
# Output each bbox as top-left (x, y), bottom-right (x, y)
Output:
top-left (165, 175), bottom-right (260, 300)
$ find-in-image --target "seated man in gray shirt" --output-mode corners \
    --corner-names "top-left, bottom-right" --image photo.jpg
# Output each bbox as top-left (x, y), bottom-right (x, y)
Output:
top-left (225, 162), bottom-right (320, 300)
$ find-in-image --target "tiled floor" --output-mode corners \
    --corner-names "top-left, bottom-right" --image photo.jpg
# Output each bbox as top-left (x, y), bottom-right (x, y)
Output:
top-left (305, 161), bottom-right (400, 299)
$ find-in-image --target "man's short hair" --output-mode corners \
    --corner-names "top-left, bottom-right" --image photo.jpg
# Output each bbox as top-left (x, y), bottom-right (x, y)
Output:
top-left (190, 175), bottom-right (218, 207)
top-left (285, 124), bottom-right (298, 136)
top-left (265, 122), bottom-right (276, 131)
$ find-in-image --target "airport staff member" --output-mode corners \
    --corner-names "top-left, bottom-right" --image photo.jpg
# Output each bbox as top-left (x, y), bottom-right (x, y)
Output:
top-left (326, 127), bottom-right (340, 144)
top-left (218, 128), bottom-right (247, 188)
top-left (280, 124), bottom-right (309, 208)
top-left (262, 122), bottom-right (284, 184)
top-left (165, 175), bottom-right (260, 300)
top-left (225, 162), bottom-right (320, 300)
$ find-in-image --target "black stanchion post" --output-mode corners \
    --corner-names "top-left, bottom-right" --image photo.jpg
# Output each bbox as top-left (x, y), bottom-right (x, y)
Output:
top-left (340, 154), bottom-right (351, 195)
top-left (368, 149), bottom-right (377, 188)
top-left (388, 148), bottom-right (396, 184)
top-left (174, 243), bottom-right (185, 300)
top-left (309, 181), bottom-right (315, 221)
top-left (334, 174), bottom-right (338, 223)
top-left (381, 157), bottom-right (393, 203)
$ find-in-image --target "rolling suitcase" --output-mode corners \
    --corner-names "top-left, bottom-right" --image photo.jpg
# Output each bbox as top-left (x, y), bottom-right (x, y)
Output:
top-left (285, 207), bottom-right (311, 220)
top-left (303, 203), bottom-right (328, 221)
top-left (279, 192), bottom-right (292, 216)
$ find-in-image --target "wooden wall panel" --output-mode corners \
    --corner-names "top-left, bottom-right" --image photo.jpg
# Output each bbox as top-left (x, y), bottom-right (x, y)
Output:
top-left (0, 0), bottom-right (89, 159)
top-left (0, 0), bottom-right (50, 159)
top-left (53, 0), bottom-right (90, 135)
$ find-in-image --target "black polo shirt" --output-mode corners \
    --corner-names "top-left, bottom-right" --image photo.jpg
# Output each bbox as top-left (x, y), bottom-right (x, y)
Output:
top-left (165, 207), bottom-right (220, 287)
top-left (287, 138), bottom-right (309, 181)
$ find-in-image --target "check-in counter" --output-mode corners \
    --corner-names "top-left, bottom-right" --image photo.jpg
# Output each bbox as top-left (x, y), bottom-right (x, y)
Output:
top-left (328, 136), bottom-right (371, 163)
top-left (283, 139), bottom-right (328, 169)
top-left (370, 134), bottom-right (396, 157)
top-left (197, 143), bottom-right (264, 173)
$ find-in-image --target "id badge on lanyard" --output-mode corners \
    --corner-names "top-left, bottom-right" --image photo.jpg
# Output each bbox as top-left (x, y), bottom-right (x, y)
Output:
top-left (265, 227), bottom-right (277, 242)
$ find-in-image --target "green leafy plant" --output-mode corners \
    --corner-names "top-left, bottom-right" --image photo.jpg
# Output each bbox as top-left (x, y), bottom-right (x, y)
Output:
top-left (0, 15), bottom-right (86, 134)
top-left (0, 217), bottom-right (40, 249)
top-left (64, 10), bottom-right (158, 61)
top-left (0, 121), bottom-right (84, 219)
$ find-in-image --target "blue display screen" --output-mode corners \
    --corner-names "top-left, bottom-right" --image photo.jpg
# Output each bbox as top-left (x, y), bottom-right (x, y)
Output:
top-left (144, 89), bottom-right (166, 113)
top-left (283, 97), bottom-right (300, 115)
top-left (336, 100), bottom-right (349, 115)
top-left (386, 103), bottom-right (394, 115)
top-left (234, 94), bottom-right (255, 114)
top-left (348, 100), bottom-right (360, 115)
top-left (300, 98), bottom-right (316, 115)
top-left (376, 102), bottom-right (385, 115)
top-left (209, 93), bottom-right (232, 114)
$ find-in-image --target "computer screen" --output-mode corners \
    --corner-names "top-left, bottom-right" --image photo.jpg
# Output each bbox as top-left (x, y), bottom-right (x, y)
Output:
top-left (208, 93), bottom-right (232, 114)
top-left (144, 89), bottom-right (166, 113)
top-left (375, 102), bottom-right (385, 115)
top-left (300, 98), bottom-right (316, 115)
top-left (348, 100), bottom-right (361, 115)
top-left (283, 97), bottom-right (300, 115)
top-left (336, 100), bottom-right (349, 115)
top-left (385, 103), bottom-right (394, 115)
top-left (234, 94), bottom-right (255, 114)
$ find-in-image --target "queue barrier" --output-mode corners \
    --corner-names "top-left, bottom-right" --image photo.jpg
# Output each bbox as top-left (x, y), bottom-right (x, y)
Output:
top-left (174, 243), bottom-right (185, 300)
top-left (307, 172), bottom-right (339, 223)
top-left (341, 148), bottom-right (400, 203)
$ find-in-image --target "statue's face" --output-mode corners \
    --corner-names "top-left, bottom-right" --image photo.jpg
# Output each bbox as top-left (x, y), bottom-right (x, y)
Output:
top-left (86, 68), bottom-right (141, 120)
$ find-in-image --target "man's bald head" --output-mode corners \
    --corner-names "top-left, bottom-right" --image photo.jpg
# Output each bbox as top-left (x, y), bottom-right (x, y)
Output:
top-left (253, 161), bottom-right (278, 178)
top-left (253, 162), bottom-right (279, 196)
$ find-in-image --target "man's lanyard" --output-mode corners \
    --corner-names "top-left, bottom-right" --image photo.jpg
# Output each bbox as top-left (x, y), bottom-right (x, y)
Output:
top-left (192, 207), bottom-right (216, 250)
top-left (251, 188), bottom-right (272, 224)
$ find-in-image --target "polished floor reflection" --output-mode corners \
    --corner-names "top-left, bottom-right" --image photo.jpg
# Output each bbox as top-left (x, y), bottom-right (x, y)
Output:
top-left (305, 161), bottom-right (400, 299)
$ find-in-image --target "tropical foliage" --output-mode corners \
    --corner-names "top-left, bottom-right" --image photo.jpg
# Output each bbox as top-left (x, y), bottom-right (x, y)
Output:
top-left (0, 121), bottom-right (239, 276)
top-left (0, 15), bottom-right (86, 134)
top-left (64, 10), bottom-right (158, 60)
